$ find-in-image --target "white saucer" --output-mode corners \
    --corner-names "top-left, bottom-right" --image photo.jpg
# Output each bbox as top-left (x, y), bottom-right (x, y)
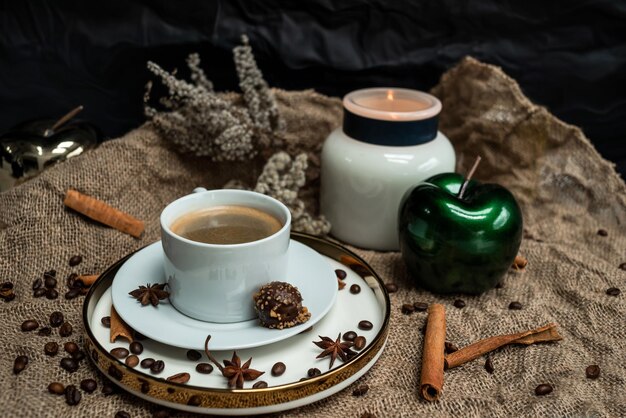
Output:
top-left (111, 240), bottom-right (337, 350)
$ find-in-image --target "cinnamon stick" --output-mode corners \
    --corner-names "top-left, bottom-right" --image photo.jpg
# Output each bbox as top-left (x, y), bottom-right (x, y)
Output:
top-left (444, 323), bottom-right (562, 369)
top-left (420, 303), bottom-right (446, 401)
top-left (110, 305), bottom-right (134, 343)
top-left (77, 274), bottom-right (99, 287)
top-left (64, 189), bottom-right (144, 238)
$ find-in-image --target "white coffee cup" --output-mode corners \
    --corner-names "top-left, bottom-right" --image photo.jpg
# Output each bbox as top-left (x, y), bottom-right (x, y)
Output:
top-left (160, 188), bottom-right (291, 323)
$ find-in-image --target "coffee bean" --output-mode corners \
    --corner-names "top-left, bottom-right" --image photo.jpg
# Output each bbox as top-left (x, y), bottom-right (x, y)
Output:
top-left (59, 322), bottom-right (73, 337)
top-left (299, 377), bottom-right (308, 382)
top-left (343, 331), bottom-right (357, 342)
top-left (32, 278), bottom-right (43, 290)
top-left (586, 365), bottom-right (600, 379)
top-left (90, 349), bottom-right (99, 362)
top-left (80, 378), bottom-right (97, 393)
top-left (508, 301), bottom-right (523, 310)
top-left (401, 304), bottom-right (415, 314)
top-left (445, 342), bottom-right (459, 354)
top-left (194, 362), bottom-right (213, 374)
top-left (60, 357), bottom-right (79, 373)
top-left (619, 262), bottom-right (626, 271)
top-left (308, 367), bottom-right (321, 377)
top-left (150, 360), bottom-right (165, 374)
top-left (48, 382), bottom-right (65, 395)
top-left (535, 383), bottom-right (553, 396)
top-left (187, 395), bottom-right (202, 406)
top-left (140, 358), bottom-right (155, 369)
top-left (384, 282), bottom-right (398, 293)
top-left (350, 284), bottom-right (361, 294)
top-left (66, 272), bottom-right (79, 288)
top-left (597, 229), bottom-right (608, 237)
top-left (413, 302), bottom-right (428, 312)
top-left (101, 380), bottom-right (117, 396)
top-left (108, 364), bottom-right (123, 380)
top-left (72, 350), bottom-right (86, 361)
top-left (354, 336), bottom-right (367, 350)
top-left (125, 355), bottom-right (139, 368)
top-left (271, 362), bottom-right (286, 376)
top-left (252, 381), bottom-right (268, 389)
top-left (127, 341), bottom-right (143, 355)
top-left (453, 299), bottom-right (466, 309)
top-left (44, 276), bottom-right (57, 289)
top-left (335, 269), bottom-right (347, 280)
top-left (167, 372), bottom-right (190, 384)
top-left (21, 319), bottom-right (39, 332)
top-left (358, 320), bottom-right (373, 331)
top-left (352, 383), bottom-right (369, 396)
top-left (110, 347), bottom-right (130, 359)
top-left (140, 380), bottom-right (150, 394)
top-left (64, 341), bottom-right (80, 354)
top-left (64, 385), bottom-right (81, 406)
top-left (0, 282), bottom-right (12, 291)
top-left (38, 326), bottom-right (52, 336)
top-left (100, 316), bottom-right (111, 328)
top-left (44, 269), bottom-right (57, 278)
top-left (485, 357), bottom-right (495, 374)
top-left (1, 292), bottom-right (15, 302)
top-left (44, 341), bottom-right (59, 356)
top-left (186, 349), bottom-right (201, 361)
top-left (69, 255), bottom-right (83, 267)
top-left (115, 411), bottom-right (130, 418)
top-left (49, 311), bottom-right (64, 327)
top-left (606, 287), bottom-right (621, 296)
top-left (45, 288), bottom-right (59, 300)
top-left (13, 355), bottom-right (28, 374)
top-left (65, 288), bottom-right (80, 300)
top-left (33, 288), bottom-right (47, 298)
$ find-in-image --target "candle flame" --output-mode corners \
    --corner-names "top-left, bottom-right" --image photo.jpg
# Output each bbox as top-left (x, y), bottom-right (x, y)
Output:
top-left (387, 90), bottom-right (394, 101)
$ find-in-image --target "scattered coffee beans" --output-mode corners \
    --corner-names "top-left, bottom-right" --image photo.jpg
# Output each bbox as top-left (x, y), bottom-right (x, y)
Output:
top-left (21, 319), bottom-right (39, 332)
top-left (65, 288), bottom-right (80, 300)
top-left (307, 368), bottom-right (321, 377)
top-left (48, 382), bottom-right (65, 395)
top-left (167, 372), bottom-right (191, 384)
top-left (140, 380), bottom-right (150, 394)
top-left (508, 301), bottom-right (523, 310)
top-left (343, 331), bottom-right (357, 342)
top-left (69, 255), bottom-right (83, 266)
top-left (188, 395), bottom-right (202, 406)
top-left (65, 385), bottom-right (81, 406)
top-left (44, 341), bottom-right (59, 356)
top-left (585, 365), bottom-right (600, 379)
top-left (271, 362), bottom-right (286, 376)
top-left (196, 363), bottom-right (213, 374)
top-left (126, 355), bottom-right (140, 368)
top-left (110, 347), bottom-right (130, 359)
top-left (141, 358), bottom-right (155, 369)
top-left (64, 341), bottom-right (80, 355)
top-left (72, 350), bottom-right (86, 361)
top-left (108, 365), bottom-right (123, 380)
top-left (44, 276), bottom-right (57, 289)
top-left (13, 355), bottom-right (28, 374)
top-left (44, 269), bottom-right (56, 278)
top-left (606, 287), bottom-right (621, 296)
top-left (535, 383), bottom-right (553, 396)
top-left (335, 269), bottom-right (347, 280)
top-left (34, 288), bottom-right (47, 298)
top-left (38, 326), bottom-right (52, 336)
top-left (115, 411), bottom-right (131, 418)
top-left (444, 342), bottom-right (458, 354)
top-left (101, 316), bottom-right (111, 328)
top-left (453, 299), bottom-right (466, 309)
top-left (129, 341), bottom-right (144, 355)
top-left (60, 357), bottom-right (79, 373)
top-left (352, 384), bottom-right (369, 396)
top-left (101, 380), bottom-right (117, 396)
top-left (49, 311), bottom-right (64, 327)
top-left (358, 320), bottom-right (373, 331)
top-left (354, 336), bottom-right (366, 350)
top-left (186, 349), bottom-right (202, 361)
top-left (59, 322), bottom-right (73, 337)
top-left (413, 302), bottom-right (428, 312)
top-left (384, 283), bottom-right (398, 293)
top-left (150, 360), bottom-right (165, 374)
top-left (485, 357), bottom-right (495, 374)
top-left (401, 304), bottom-right (415, 314)
top-left (252, 381), bottom-right (268, 389)
top-left (80, 378), bottom-right (97, 393)
top-left (619, 262), bottom-right (626, 271)
top-left (350, 284), bottom-right (361, 294)
top-left (597, 229), bottom-right (608, 237)
top-left (32, 278), bottom-right (43, 290)
top-left (45, 288), bottom-right (59, 300)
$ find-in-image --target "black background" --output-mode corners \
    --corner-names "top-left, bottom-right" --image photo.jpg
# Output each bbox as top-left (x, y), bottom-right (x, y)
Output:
top-left (1, 0), bottom-right (624, 176)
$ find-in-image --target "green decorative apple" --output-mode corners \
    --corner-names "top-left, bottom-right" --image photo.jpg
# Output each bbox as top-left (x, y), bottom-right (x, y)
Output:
top-left (398, 172), bottom-right (523, 294)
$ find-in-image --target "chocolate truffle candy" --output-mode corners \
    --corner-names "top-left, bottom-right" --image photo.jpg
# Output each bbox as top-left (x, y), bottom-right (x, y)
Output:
top-left (253, 281), bottom-right (311, 329)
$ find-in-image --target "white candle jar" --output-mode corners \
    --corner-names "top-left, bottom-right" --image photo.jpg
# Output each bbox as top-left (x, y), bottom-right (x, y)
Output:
top-left (320, 88), bottom-right (455, 251)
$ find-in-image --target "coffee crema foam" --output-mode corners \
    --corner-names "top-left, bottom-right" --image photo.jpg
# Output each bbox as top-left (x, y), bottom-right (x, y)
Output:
top-left (170, 205), bottom-right (283, 245)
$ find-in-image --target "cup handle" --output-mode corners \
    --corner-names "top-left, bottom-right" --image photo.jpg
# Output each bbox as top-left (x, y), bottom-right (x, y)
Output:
top-left (192, 187), bottom-right (207, 194)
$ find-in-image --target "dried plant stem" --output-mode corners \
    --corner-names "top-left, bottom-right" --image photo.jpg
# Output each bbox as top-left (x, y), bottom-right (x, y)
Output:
top-left (458, 156), bottom-right (482, 199)
top-left (204, 335), bottom-right (224, 373)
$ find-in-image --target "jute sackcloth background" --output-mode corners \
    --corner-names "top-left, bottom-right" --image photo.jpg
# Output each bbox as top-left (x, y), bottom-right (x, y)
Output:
top-left (1, 57), bottom-right (625, 417)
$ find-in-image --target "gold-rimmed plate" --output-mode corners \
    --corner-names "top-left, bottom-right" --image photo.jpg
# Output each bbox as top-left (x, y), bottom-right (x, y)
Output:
top-left (83, 232), bottom-right (391, 415)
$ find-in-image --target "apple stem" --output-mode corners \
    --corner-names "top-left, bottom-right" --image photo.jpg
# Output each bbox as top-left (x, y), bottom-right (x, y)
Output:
top-left (44, 105), bottom-right (84, 137)
top-left (457, 156), bottom-right (482, 200)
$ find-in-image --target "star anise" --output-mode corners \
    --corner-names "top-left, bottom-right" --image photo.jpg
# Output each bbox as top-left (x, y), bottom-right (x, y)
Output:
top-left (204, 335), bottom-right (264, 389)
top-left (313, 333), bottom-right (356, 369)
top-left (128, 283), bottom-right (169, 306)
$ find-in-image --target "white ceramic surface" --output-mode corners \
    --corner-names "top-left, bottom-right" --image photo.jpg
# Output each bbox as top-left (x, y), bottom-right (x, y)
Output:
top-left (93, 254), bottom-right (387, 415)
top-left (160, 189), bottom-right (292, 323)
top-left (321, 128), bottom-right (455, 251)
top-left (111, 240), bottom-right (337, 350)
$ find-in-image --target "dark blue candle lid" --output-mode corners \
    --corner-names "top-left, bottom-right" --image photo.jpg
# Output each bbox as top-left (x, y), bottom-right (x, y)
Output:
top-left (342, 88), bottom-right (441, 146)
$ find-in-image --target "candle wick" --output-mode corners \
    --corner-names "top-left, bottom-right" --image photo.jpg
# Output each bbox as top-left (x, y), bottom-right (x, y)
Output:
top-left (44, 105), bottom-right (84, 137)
top-left (457, 156), bottom-right (482, 200)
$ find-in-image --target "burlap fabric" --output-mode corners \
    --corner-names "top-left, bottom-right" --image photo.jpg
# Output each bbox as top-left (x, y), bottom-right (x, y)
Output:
top-left (1, 57), bottom-right (625, 417)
